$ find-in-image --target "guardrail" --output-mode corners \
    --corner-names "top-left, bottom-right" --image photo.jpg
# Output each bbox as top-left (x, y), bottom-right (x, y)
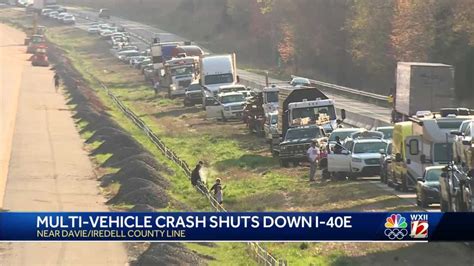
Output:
top-left (83, 72), bottom-right (286, 266)
top-left (295, 76), bottom-right (390, 107)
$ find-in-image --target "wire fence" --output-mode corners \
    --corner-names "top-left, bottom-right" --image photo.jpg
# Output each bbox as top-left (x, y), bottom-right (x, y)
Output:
top-left (84, 73), bottom-right (286, 265)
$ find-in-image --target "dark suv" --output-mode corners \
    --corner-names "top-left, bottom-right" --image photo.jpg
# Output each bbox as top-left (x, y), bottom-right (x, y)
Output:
top-left (278, 125), bottom-right (326, 167)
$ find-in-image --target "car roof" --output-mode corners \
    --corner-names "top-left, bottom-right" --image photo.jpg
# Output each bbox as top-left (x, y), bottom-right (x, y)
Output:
top-left (331, 128), bottom-right (363, 133)
top-left (220, 84), bottom-right (246, 89)
top-left (288, 125), bottom-right (322, 130)
top-left (352, 138), bottom-right (387, 143)
top-left (425, 165), bottom-right (445, 171)
top-left (376, 126), bottom-right (394, 130)
top-left (118, 50), bottom-right (139, 53)
top-left (219, 92), bottom-right (245, 96)
top-left (292, 77), bottom-right (310, 82)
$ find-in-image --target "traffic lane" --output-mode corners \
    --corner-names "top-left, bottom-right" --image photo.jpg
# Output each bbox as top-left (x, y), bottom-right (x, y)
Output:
top-left (237, 69), bottom-right (392, 125)
top-left (74, 15), bottom-right (170, 51)
top-left (0, 23), bottom-right (28, 208)
top-left (75, 8), bottom-right (185, 41)
top-left (0, 24), bottom-right (128, 265)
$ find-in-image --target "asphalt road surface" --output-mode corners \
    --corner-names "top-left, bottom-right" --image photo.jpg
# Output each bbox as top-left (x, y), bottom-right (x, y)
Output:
top-left (0, 23), bottom-right (127, 265)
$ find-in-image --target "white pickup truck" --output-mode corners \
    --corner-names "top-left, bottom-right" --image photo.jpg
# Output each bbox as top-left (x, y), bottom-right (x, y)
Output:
top-left (328, 135), bottom-right (389, 179)
top-left (206, 92), bottom-right (246, 121)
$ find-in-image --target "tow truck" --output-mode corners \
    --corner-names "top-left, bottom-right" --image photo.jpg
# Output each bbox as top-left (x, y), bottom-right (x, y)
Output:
top-left (271, 86), bottom-right (344, 166)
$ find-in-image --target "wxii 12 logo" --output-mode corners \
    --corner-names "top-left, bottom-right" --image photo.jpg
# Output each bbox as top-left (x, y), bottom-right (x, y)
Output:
top-left (409, 214), bottom-right (429, 239)
top-left (384, 214), bottom-right (408, 240)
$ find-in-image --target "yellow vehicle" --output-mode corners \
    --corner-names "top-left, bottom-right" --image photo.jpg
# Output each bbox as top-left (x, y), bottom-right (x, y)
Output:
top-left (387, 121), bottom-right (413, 190)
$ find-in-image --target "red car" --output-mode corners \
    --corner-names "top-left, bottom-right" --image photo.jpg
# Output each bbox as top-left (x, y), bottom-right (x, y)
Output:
top-left (27, 35), bottom-right (46, 54)
top-left (31, 48), bottom-right (49, 67)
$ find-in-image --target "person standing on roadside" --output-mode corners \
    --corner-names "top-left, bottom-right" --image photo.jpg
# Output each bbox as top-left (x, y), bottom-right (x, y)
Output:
top-left (191, 161), bottom-right (204, 187)
top-left (210, 178), bottom-right (224, 205)
top-left (153, 79), bottom-right (160, 96)
top-left (333, 136), bottom-right (344, 154)
top-left (54, 73), bottom-right (60, 92)
top-left (307, 141), bottom-right (320, 181)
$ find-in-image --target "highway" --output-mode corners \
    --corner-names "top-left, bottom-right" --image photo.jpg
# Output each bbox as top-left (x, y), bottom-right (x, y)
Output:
top-left (72, 8), bottom-right (392, 129)
top-left (67, 9), bottom-right (442, 213)
top-left (0, 23), bottom-right (127, 265)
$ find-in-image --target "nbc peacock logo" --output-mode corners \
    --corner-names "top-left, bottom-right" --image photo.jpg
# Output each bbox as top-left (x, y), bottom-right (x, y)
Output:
top-left (384, 214), bottom-right (408, 240)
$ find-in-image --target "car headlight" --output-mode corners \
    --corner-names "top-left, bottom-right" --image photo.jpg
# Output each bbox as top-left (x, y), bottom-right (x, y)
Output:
top-left (224, 107), bottom-right (230, 111)
top-left (352, 157), bottom-right (362, 163)
top-left (281, 146), bottom-right (287, 151)
top-left (171, 85), bottom-right (176, 91)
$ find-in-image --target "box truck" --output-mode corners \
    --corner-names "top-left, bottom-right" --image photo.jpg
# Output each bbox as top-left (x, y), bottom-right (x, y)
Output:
top-left (394, 62), bottom-right (455, 121)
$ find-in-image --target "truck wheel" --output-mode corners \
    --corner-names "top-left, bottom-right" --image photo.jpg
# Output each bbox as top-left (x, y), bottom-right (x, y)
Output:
top-left (279, 159), bottom-right (289, 168)
top-left (221, 112), bottom-right (227, 122)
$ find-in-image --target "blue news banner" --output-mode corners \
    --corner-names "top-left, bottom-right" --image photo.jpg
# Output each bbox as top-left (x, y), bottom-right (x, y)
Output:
top-left (0, 212), bottom-right (472, 241)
